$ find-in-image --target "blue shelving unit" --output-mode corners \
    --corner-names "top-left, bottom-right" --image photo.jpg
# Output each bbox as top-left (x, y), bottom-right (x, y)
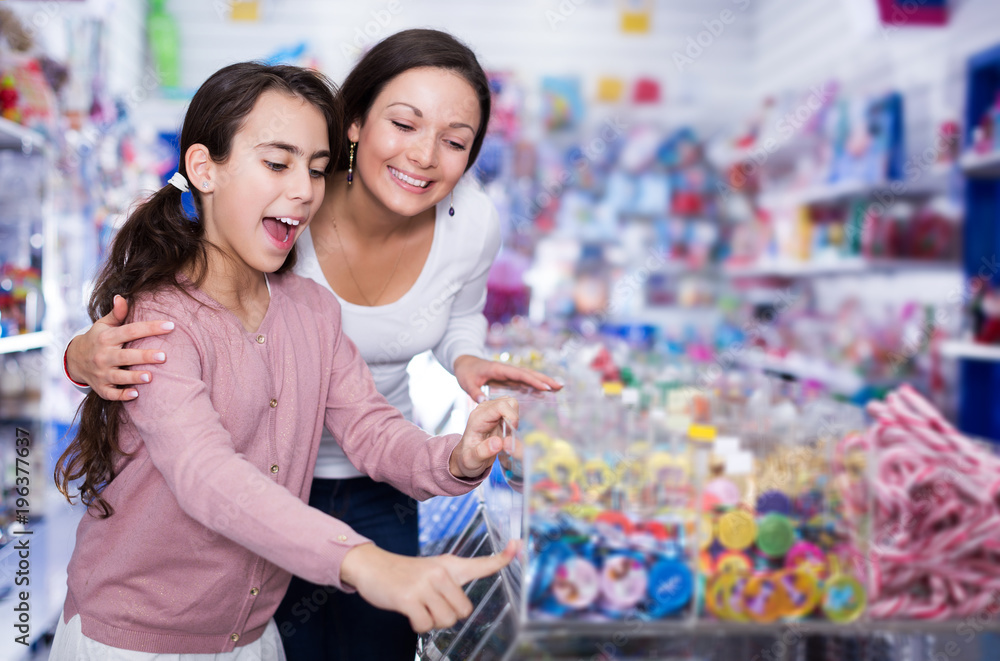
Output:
top-left (959, 43), bottom-right (1000, 441)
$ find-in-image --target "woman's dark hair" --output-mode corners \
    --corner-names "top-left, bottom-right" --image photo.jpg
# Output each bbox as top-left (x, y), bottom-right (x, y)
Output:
top-left (335, 29), bottom-right (491, 173)
top-left (55, 62), bottom-right (340, 517)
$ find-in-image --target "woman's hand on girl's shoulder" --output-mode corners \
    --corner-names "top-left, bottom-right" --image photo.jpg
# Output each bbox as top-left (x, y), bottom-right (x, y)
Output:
top-left (66, 295), bottom-right (175, 401)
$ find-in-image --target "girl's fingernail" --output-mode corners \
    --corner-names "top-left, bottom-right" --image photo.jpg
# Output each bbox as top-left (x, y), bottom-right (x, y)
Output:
top-left (127, 390), bottom-right (139, 399)
top-left (114, 294), bottom-right (122, 304)
top-left (476, 395), bottom-right (486, 403)
top-left (161, 322), bottom-right (175, 331)
top-left (140, 373), bottom-right (150, 383)
top-left (154, 352), bottom-right (166, 362)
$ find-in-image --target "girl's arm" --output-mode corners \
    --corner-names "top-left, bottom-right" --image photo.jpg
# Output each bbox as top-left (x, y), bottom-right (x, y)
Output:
top-left (431, 197), bottom-right (561, 401)
top-left (321, 304), bottom-right (510, 500)
top-left (125, 306), bottom-right (373, 592)
top-left (320, 292), bottom-right (523, 632)
top-left (65, 295), bottom-right (174, 400)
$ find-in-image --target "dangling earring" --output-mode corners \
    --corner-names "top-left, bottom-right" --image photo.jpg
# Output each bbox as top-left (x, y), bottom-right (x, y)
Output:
top-left (347, 142), bottom-right (356, 185)
top-left (448, 190), bottom-right (455, 217)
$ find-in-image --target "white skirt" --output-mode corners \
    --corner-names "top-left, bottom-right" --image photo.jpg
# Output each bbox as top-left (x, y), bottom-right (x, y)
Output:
top-left (49, 612), bottom-right (287, 661)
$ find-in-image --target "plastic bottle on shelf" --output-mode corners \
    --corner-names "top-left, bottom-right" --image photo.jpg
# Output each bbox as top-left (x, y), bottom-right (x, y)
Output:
top-left (770, 378), bottom-right (800, 444)
top-left (148, 0), bottom-right (181, 89)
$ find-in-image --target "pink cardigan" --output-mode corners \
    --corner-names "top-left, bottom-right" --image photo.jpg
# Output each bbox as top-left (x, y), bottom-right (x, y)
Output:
top-left (63, 272), bottom-right (482, 654)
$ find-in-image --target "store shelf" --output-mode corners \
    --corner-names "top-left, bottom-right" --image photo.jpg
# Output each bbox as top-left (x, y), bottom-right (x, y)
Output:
top-left (707, 134), bottom-right (821, 170)
top-left (758, 175), bottom-right (948, 209)
top-left (0, 117), bottom-right (47, 153)
top-left (960, 150), bottom-right (1000, 178)
top-left (735, 351), bottom-right (865, 395)
top-left (941, 339), bottom-right (1000, 362)
top-left (723, 258), bottom-right (960, 279)
top-left (0, 332), bottom-right (52, 355)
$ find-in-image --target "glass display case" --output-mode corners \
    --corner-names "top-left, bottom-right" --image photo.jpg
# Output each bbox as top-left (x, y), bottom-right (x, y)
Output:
top-left (417, 370), bottom-right (1000, 660)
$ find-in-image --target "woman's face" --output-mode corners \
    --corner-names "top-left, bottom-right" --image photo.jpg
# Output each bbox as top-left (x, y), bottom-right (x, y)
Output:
top-left (348, 66), bottom-right (480, 218)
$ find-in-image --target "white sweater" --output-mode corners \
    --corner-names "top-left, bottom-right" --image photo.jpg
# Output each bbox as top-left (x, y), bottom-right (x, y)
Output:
top-left (295, 179), bottom-right (500, 478)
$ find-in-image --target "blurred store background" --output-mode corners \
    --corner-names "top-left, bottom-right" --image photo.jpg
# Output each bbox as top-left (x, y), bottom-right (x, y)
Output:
top-left (2, 1), bottom-right (1000, 659)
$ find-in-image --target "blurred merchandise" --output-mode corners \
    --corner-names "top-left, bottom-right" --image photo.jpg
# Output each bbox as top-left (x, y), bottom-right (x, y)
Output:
top-left (0, 2), bottom-right (998, 658)
top-left (970, 279), bottom-right (1000, 344)
top-left (877, 0), bottom-right (950, 26)
top-left (147, 0), bottom-right (181, 89)
top-left (955, 43), bottom-right (1000, 442)
top-left (0, 266), bottom-right (43, 337)
top-left (418, 333), bottom-right (998, 658)
top-left (541, 76), bottom-right (584, 132)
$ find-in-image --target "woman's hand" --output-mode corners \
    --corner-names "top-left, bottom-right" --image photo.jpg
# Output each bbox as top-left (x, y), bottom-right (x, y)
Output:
top-left (449, 396), bottom-right (518, 479)
top-left (340, 540), bottom-right (519, 633)
top-left (66, 295), bottom-right (175, 401)
top-left (453, 355), bottom-right (562, 403)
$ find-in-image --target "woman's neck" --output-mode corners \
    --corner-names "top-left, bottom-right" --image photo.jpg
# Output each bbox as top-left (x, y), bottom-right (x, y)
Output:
top-left (321, 172), bottom-right (420, 241)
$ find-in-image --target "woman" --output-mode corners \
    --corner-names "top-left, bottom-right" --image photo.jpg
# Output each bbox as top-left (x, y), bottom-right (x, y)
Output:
top-left (64, 29), bottom-right (559, 660)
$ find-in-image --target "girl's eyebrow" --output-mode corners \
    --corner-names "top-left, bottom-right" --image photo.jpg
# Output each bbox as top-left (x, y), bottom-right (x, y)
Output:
top-left (256, 141), bottom-right (332, 160)
top-left (386, 102), bottom-right (475, 133)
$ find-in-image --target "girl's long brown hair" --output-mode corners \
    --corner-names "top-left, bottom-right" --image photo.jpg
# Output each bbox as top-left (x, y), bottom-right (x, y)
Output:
top-left (55, 62), bottom-right (340, 517)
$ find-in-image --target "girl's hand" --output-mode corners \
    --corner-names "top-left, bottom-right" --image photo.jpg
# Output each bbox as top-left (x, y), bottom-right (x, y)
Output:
top-left (340, 540), bottom-right (520, 633)
top-left (449, 396), bottom-right (518, 479)
top-left (66, 295), bottom-right (175, 401)
top-left (453, 355), bottom-right (562, 403)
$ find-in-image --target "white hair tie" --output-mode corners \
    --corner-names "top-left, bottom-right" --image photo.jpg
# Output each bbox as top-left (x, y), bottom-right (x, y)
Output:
top-left (167, 172), bottom-right (190, 193)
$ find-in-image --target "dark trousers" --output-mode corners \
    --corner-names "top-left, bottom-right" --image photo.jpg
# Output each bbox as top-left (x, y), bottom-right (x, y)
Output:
top-left (274, 476), bottom-right (419, 660)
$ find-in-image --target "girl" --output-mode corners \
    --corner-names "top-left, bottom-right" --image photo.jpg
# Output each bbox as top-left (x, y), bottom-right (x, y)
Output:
top-left (52, 62), bottom-right (518, 659)
top-left (65, 30), bottom-right (557, 660)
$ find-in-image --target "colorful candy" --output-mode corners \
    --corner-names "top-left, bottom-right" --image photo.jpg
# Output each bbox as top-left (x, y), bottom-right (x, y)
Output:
top-left (838, 384), bottom-right (1000, 620)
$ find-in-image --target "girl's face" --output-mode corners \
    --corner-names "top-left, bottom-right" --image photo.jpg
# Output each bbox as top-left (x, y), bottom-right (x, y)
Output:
top-left (204, 90), bottom-right (331, 275)
top-left (348, 66), bottom-right (480, 218)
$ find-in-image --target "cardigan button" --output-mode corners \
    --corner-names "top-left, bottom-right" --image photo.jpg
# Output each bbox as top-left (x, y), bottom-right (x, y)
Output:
top-left (250, 587), bottom-right (260, 596)
top-left (230, 633), bottom-right (240, 643)
top-left (337, 534), bottom-right (348, 542)
top-left (270, 465), bottom-right (279, 474)
top-left (269, 398), bottom-right (278, 408)
top-left (256, 334), bottom-right (265, 344)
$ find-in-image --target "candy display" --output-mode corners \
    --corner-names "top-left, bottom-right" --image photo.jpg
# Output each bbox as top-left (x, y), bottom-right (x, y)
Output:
top-left (417, 326), bottom-right (1000, 661)
top-left (487, 383), bottom-right (698, 623)
top-left (698, 406), bottom-right (870, 625)
top-left (838, 384), bottom-right (1000, 620)
top-left (482, 354), bottom-right (882, 628)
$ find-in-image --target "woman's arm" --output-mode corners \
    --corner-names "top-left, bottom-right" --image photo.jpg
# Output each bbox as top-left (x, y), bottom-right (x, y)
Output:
top-left (431, 196), bottom-right (561, 400)
top-left (65, 295), bottom-right (174, 400)
top-left (429, 196), bottom-right (500, 374)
